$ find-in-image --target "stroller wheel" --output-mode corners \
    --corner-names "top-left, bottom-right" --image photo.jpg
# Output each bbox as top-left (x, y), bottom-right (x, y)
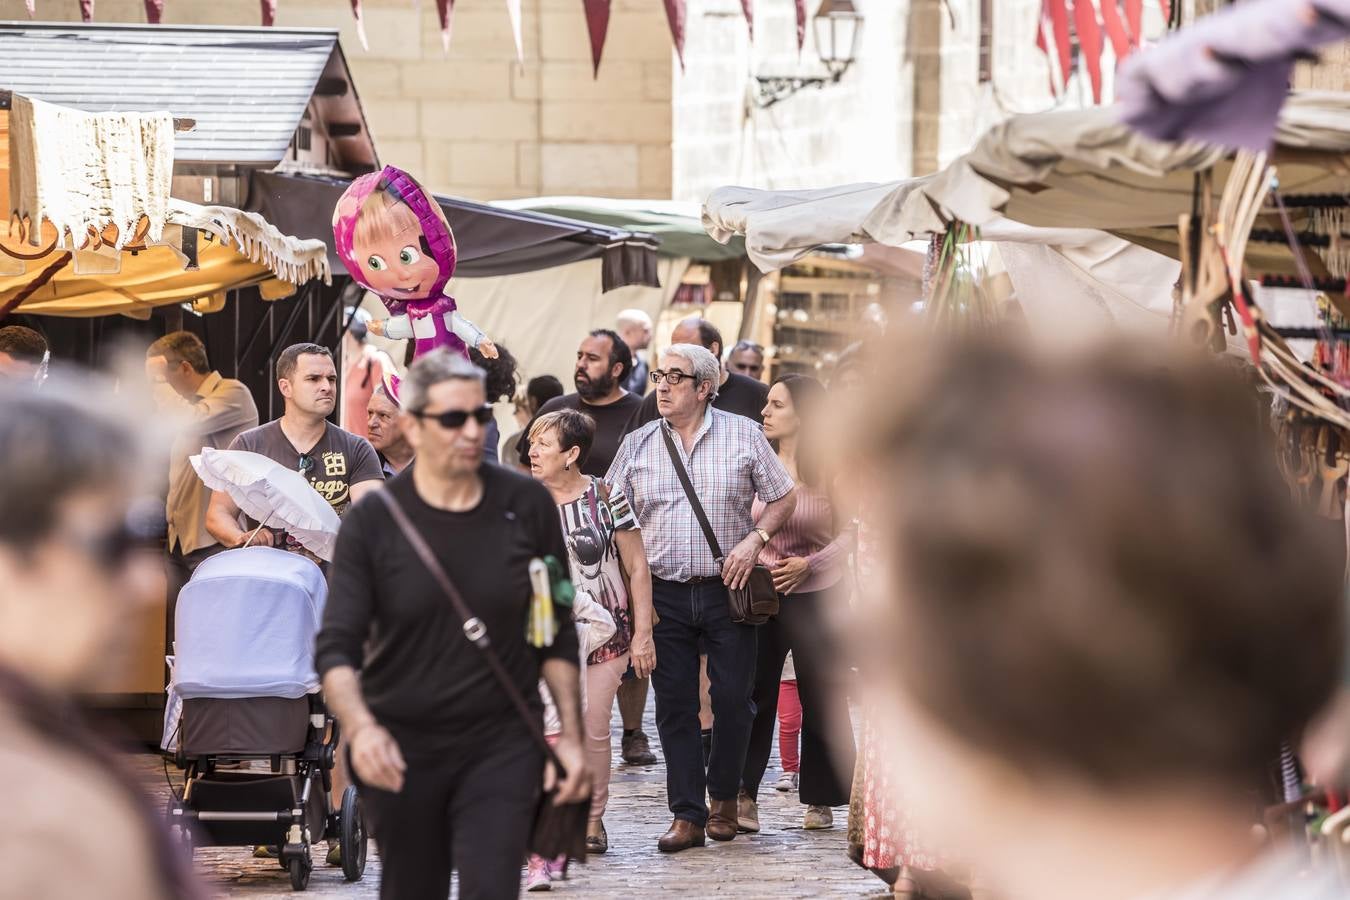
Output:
top-left (288, 856), bottom-right (311, 892)
top-left (340, 785), bottom-right (368, 882)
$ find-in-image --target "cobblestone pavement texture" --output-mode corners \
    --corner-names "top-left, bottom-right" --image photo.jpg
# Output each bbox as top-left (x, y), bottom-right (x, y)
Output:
top-left (136, 705), bottom-right (889, 899)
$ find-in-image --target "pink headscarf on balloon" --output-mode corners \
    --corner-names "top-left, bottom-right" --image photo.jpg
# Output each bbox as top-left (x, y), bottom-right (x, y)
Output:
top-left (332, 165), bottom-right (458, 300)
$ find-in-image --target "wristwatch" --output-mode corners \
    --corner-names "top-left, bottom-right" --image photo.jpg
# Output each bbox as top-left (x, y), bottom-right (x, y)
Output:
top-left (753, 528), bottom-right (771, 545)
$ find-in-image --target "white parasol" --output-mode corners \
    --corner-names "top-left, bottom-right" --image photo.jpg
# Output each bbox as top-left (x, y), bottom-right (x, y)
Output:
top-left (190, 447), bottom-right (341, 561)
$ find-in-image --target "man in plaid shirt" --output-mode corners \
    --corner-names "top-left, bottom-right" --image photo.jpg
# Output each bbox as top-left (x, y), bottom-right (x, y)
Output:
top-left (607, 343), bottom-right (797, 853)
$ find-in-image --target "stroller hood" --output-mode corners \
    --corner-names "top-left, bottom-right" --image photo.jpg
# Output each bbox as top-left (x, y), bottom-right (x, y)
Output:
top-left (174, 547), bottom-right (327, 700)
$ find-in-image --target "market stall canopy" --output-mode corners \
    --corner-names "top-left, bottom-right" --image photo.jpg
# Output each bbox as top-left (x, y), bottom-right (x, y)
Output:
top-left (702, 182), bottom-right (1181, 339)
top-left (0, 22), bottom-right (375, 170)
top-left (1, 199), bottom-right (331, 318)
top-left (857, 91), bottom-right (1350, 278)
top-left (497, 197), bottom-right (747, 262)
top-left (247, 171), bottom-right (661, 290)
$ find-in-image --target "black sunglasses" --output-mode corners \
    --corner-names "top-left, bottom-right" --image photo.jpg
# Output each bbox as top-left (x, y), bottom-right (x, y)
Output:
top-left (410, 404), bottom-right (495, 430)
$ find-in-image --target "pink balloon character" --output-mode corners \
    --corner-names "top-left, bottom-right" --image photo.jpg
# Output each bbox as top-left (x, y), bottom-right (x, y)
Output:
top-left (332, 166), bottom-right (497, 362)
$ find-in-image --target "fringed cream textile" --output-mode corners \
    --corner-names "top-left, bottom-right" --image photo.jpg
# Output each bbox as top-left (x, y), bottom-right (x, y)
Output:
top-left (167, 200), bottom-right (331, 286)
top-left (8, 94), bottom-right (173, 250)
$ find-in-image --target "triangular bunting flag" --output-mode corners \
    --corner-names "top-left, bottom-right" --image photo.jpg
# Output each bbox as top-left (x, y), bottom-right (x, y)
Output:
top-left (795, 0), bottom-right (807, 52)
top-left (1072, 0), bottom-right (1105, 102)
top-left (662, 0), bottom-right (687, 69)
top-left (741, 0), bottom-right (753, 42)
top-left (351, 0), bottom-right (369, 50)
top-left (438, 0), bottom-right (456, 54)
top-left (1125, 0), bottom-right (1142, 43)
top-left (582, 0), bottom-right (612, 76)
top-left (144, 0), bottom-right (163, 24)
top-left (79, 0), bottom-right (93, 22)
top-left (261, 0), bottom-right (277, 27)
top-left (506, 0), bottom-right (524, 62)
top-left (1037, 0), bottom-right (1072, 94)
top-left (1099, 0), bottom-right (1131, 59)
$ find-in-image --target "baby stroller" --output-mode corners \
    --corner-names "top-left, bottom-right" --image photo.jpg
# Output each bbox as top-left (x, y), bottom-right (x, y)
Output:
top-left (163, 546), bottom-right (368, 891)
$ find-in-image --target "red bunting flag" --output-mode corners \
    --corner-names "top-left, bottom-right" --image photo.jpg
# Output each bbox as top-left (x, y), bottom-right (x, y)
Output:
top-left (741, 0), bottom-right (753, 42)
top-left (261, 0), bottom-right (276, 27)
top-left (351, 0), bottom-right (369, 49)
top-left (80, 0), bottom-right (93, 20)
top-left (144, 0), bottom-right (162, 23)
top-left (1159, 0), bottom-right (1171, 25)
top-left (1125, 0), bottom-right (1142, 43)
top-left (24, 0), bottom-right (33, 17)
top-left (581, 0), bottom-right (611, 76)
top-left (437, 0), bottom-right (456, 53)
top-left (794, 0), bottom-right (807, 52)
top-left (662, 0), bottom-right (686, 69)
top-left (1072, 0), bottom-right (1105, 103)
top-left (1099, 0), bottom-right (1131, 59)
top-left (1036, 0), bottom-right (1072, 93)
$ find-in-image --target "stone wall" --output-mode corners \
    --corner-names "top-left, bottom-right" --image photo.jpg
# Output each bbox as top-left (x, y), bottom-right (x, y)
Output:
top-left (0, 0), bottom-right (675, 200)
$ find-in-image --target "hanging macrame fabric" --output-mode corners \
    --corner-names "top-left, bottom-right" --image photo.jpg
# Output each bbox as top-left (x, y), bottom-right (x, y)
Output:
top-left (261, 0), bottom-right (276, 27)
top-left (79, 0), bottom-right (93, 22)
top-left (662, 0), bottom-right (687, 68)
top-left (437, 0), bottom-right (455, 53)
top-left (582, 0), bottom-right (611, 75)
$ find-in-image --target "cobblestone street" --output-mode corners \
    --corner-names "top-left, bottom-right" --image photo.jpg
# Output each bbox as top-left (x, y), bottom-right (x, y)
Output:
top-left (136, 707), bottom-right (888, 899)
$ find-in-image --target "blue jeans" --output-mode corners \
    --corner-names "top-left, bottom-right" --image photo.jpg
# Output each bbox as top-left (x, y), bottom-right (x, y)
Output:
top-left (650, 576), bottom-right (758, 826)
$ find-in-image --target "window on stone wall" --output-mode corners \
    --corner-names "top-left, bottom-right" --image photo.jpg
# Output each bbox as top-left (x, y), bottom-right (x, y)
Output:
top-left (978, 0), bottom-right (994, 83)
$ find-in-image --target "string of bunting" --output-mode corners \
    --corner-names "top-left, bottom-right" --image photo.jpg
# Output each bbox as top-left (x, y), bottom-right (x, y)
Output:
top-left (46, 0), bottom-right (809, 74)
top-left (1036, 0), bottom-right (1171, 103)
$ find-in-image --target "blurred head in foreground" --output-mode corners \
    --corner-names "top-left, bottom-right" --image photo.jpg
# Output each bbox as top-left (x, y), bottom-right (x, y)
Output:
top-left (0, 376), bottom-right (164, 691)
top-left (848, 333), bottom-right (1344, 900)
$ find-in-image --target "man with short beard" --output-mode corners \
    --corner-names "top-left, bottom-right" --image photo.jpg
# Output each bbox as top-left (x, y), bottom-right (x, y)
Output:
top-left (513, 329), bottom-right (642, 478)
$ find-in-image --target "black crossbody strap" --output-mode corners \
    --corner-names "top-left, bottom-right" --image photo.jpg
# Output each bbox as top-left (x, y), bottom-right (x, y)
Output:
top-left (373, 489), bottom-right (564, 772)
top-left (660, 424), bottom-right (724, 561)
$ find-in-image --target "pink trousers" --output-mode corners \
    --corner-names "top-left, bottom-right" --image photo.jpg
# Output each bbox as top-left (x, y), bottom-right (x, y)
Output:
top-left (777, 679), bottom-right (802, 773)
top-left (584, 653), bottom-right (629, 824)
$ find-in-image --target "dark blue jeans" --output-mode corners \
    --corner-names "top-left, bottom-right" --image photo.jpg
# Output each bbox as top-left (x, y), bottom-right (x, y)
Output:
top-left (651, 576), bottom-right (758, 827)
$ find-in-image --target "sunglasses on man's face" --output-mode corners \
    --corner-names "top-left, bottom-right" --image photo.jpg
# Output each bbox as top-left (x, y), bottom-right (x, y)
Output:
top-left (410, 405), bottom-right (495, 430)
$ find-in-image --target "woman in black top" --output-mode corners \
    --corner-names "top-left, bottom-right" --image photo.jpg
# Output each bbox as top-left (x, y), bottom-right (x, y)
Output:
top-left (317, 350), bottom-right (589, 900)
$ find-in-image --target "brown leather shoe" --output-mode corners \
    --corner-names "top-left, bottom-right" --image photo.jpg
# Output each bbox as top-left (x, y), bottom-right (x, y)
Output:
top-left (706, 798), bottom-right (739, 841)
top-left (657, 819), bottom-right (706, 853)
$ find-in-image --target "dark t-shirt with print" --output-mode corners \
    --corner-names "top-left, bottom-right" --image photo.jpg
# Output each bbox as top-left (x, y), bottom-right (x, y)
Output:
top-left (228, 420), bottom-right (383, 534)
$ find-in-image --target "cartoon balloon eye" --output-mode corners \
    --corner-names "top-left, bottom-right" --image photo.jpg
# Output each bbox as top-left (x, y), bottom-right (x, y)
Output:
top-left (367, 255), bottom-right (387, 272)
top-left (399, 245), bottom-right (421, 266)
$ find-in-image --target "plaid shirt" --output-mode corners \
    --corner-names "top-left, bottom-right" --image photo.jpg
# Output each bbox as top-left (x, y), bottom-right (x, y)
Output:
top-left (606, 406), bottom-right (794, 582)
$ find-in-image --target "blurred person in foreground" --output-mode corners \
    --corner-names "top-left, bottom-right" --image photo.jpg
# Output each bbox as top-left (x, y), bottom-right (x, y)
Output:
top-left (0, 324), bottom-right (48, 381)
top-left (318, 350), bottom-right (589, 899)
top-left (0, 378), bottom-right (204, 899)
top-left (849, 334), bottom-right (1345, 900)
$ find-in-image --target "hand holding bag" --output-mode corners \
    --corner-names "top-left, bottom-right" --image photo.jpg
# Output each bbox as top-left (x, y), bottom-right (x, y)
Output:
top-left (659, 425), bottom-right (778, 625)
top-left (374, 490), bottom-right (590, 861)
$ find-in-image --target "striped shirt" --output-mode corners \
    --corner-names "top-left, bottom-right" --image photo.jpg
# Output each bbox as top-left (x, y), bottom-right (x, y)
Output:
top-left (607, 406), bottom-right (795, 582)
top-left (752, 484), bottom-right (853, 595)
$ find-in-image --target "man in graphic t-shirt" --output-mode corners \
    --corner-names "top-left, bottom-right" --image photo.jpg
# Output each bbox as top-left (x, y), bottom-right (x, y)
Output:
top-left (205, 342), bottom-right (384, 555)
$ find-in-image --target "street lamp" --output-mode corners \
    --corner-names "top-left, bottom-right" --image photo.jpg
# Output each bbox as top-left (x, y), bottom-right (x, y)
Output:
top-left (753, 0), bottom-right (865, 109)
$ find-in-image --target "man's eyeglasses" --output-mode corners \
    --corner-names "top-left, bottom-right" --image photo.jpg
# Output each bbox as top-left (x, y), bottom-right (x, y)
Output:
top-left (650, 369), bottom-right (696, 386)
top-left (410, 405), bottom-right (495, 430)
top-left (298, 453), bottom-right (315, 475)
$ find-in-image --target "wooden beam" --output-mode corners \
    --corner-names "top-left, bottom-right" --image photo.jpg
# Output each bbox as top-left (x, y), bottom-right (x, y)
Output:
top-left (0, 90), bottom-right (195, 132)
top-left (313, 77), bottom-right (350, 97)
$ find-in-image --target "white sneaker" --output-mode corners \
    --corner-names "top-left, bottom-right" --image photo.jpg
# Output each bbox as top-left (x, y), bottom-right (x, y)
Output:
top-left (774, 771), bottom-right (799, 792)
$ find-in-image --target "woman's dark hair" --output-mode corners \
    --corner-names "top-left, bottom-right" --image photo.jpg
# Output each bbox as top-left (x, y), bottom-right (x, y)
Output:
top-left (529, 409), bottom-right (596, 469)
top-left (469, 342), bottom-right (519, 404)
top-left (527, 374), bottom-right (565, 414)
top-left (857, 333), bottom-right (1344, 789)
top-left (771, 374), bottom-right (826, 488)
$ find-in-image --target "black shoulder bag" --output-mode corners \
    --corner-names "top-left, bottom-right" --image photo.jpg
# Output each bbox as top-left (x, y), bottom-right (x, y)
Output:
top-left (374, 490), bottom-right (591, 861)
top-left (659, 425), bottom-right (778, 625)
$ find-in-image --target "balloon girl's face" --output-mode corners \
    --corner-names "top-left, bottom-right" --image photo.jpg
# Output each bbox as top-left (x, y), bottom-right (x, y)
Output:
top-left (352, 192), bottom-right (442, 301)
